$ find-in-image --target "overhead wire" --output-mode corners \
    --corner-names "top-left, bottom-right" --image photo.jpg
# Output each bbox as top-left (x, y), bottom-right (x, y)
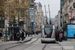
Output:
top-left (48, 0), bottom-right (60, 18)
top-left (37, 0), bottom-right (60, 18)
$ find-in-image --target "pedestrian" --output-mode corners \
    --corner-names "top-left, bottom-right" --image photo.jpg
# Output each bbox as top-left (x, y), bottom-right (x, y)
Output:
top-left (32, 31), bottom-right (34, 34)
top-left (10, 34), bottom-right (13, 41)
top-left (25, 31), bottom-right (27, 37)
top-left (0, 31), bottom-right (2, 39)
top-left (59, 31), bottom-right (62, 42)
top-left (24, 31), bottom-right (26, 39)
top-left (30, 31), bottom-right (32, 37)
top-left (7, 35), bottom-right (10, 41)
top-left (21, 31), bottom-right (24, 41)
top-left (16, 32), bottom-right (20, 41)
top-left (0, 31), bottom-right (4, 41)
top-left (36, 31), bottom-right (38, 35)
top-left (20, 29), bottom-right (22, 34)
top-left (27, 31), bottom-right (30, 37)
top-left (61, 32), bottom-right (64, 41)
top-left (14, 32), bottom-right (17, 40)
top-left (27, 31), bottom-right (29, 37)
top-left (56, 31), bottom-right (59, 41)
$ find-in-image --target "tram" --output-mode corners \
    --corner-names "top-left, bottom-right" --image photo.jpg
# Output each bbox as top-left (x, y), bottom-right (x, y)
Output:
top-left (41, 25), bottom-right (56, 43)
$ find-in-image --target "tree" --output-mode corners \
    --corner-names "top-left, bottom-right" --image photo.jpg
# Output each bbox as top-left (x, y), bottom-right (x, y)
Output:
top-left (0, 0), bottom-right (31, 28)
top-left (0, 0), bottom-right (5, 16)
top-left (0, 0), bottom-right (6, 30)
top-left (4, 0), bottom-right (17, 23)
top-left (12, 0), bottom-right (31, 19)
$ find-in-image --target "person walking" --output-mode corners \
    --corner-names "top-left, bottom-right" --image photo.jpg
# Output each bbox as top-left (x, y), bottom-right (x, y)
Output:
top-left (21, 31), bottom-right (24, 41)
top-left (0, 31), bottom-right (2, 39)
top-left (25, 31), bottom-right (27, 37)
top-left (10, 34), bottom-right (13, 41)
top-left (59, 31), bottom-right (62, 42)
top-left (27, 31), bottom-right (30, 37)
top-left (24, 31), bottom-right (26, 39)
top-left (56, 31), bottom-right (59, 41)
top-left (61, 32), bottom-right (64, 41)
top-left (16, 32), bottom-right (20, 41)
top-left (30, 31), bottom-right (33, 37)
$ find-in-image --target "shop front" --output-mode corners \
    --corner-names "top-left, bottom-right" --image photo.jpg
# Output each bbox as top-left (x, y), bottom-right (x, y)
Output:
top-left (8, 26), bottom-right (20, 41)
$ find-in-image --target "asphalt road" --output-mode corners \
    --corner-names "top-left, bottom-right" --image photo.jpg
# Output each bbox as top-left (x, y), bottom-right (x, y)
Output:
top-left (0, 33), bottom-right (72, 50)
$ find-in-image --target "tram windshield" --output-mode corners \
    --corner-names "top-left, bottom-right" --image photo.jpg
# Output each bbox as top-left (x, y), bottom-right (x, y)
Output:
top-left (45, 28), bottom-right (53, 33)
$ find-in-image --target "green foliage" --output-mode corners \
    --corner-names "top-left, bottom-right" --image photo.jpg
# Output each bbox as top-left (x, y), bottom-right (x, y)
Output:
top-left (0, 0), bottom-right (5, 17)
top-left (12, 0), bottom-right (31, 19)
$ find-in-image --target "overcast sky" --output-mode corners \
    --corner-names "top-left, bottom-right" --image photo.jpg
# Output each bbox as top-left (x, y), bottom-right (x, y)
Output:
top-left (35, 0), bottom-right (60, 18)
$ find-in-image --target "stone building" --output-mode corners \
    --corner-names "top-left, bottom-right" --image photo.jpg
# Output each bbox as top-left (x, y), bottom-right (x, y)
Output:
top-left (60, 0), bottom-right (64, 28)
top-left (62, 0), bottom-right (75, 26)
top-left (55, 11), bottom-right (60, 30)
top-left (34, 2), bottom-right (46, 31)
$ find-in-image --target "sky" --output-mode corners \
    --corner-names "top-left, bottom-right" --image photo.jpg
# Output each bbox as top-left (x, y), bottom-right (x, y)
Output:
top-left (35, 0), bottom-right (60, 18)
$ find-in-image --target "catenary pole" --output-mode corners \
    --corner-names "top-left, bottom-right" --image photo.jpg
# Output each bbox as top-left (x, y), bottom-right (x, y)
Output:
top-left (48, 5), bottom-right (51, 25)
top-left (44, 5), bottom-right (48, 24)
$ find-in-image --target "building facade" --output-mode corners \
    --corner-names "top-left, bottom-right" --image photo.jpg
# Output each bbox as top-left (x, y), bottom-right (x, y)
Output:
top-left (62, 0), bottom-right (75, 26)
top-left (34, 2), bottom-right (45, 31)
top-left (60, 0), bottom-right (64, 28)
top-left (55, 11), bottom-right (60, 30)
top-left (30, 0), bottom-right (35, 31)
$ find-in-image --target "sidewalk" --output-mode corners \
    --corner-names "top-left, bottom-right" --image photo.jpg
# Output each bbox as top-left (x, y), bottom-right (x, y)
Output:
top-left (0, 37), bottom-right (32, 46)
top-left (57, 39), bottom-right (75, 50)
top-left (0, 34), bottom-right (40, 46)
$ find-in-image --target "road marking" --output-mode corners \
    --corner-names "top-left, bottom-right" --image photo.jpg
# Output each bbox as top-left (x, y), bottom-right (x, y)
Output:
top-left (63, 46), bottom-right (74, 49)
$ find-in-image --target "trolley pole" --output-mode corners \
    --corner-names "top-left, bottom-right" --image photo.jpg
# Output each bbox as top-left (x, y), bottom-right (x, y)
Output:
top-left (44, 5), bottom-right (48, 24)
top-left (48, 5), bottom-right (51, 25)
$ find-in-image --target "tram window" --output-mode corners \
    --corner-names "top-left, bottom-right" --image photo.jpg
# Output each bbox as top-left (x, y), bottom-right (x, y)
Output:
top-left (44, 28), bottom-right (53, 33)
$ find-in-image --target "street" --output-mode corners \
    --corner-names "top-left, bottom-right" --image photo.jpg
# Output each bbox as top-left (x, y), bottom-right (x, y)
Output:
top-left (0, 34), bottom-right (75, 50)
top-left (1, 0), bottom-right (75, 50)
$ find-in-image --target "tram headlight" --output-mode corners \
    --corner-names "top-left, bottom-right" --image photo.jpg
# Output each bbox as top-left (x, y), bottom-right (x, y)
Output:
top-left (52, 36), bottom-right (54, 38)
top-left (43, 35), bottom-right (44, 38)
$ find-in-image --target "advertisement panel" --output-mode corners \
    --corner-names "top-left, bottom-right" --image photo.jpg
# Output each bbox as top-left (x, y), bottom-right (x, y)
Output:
top-left (67, 25), bottom-right (75, 37)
